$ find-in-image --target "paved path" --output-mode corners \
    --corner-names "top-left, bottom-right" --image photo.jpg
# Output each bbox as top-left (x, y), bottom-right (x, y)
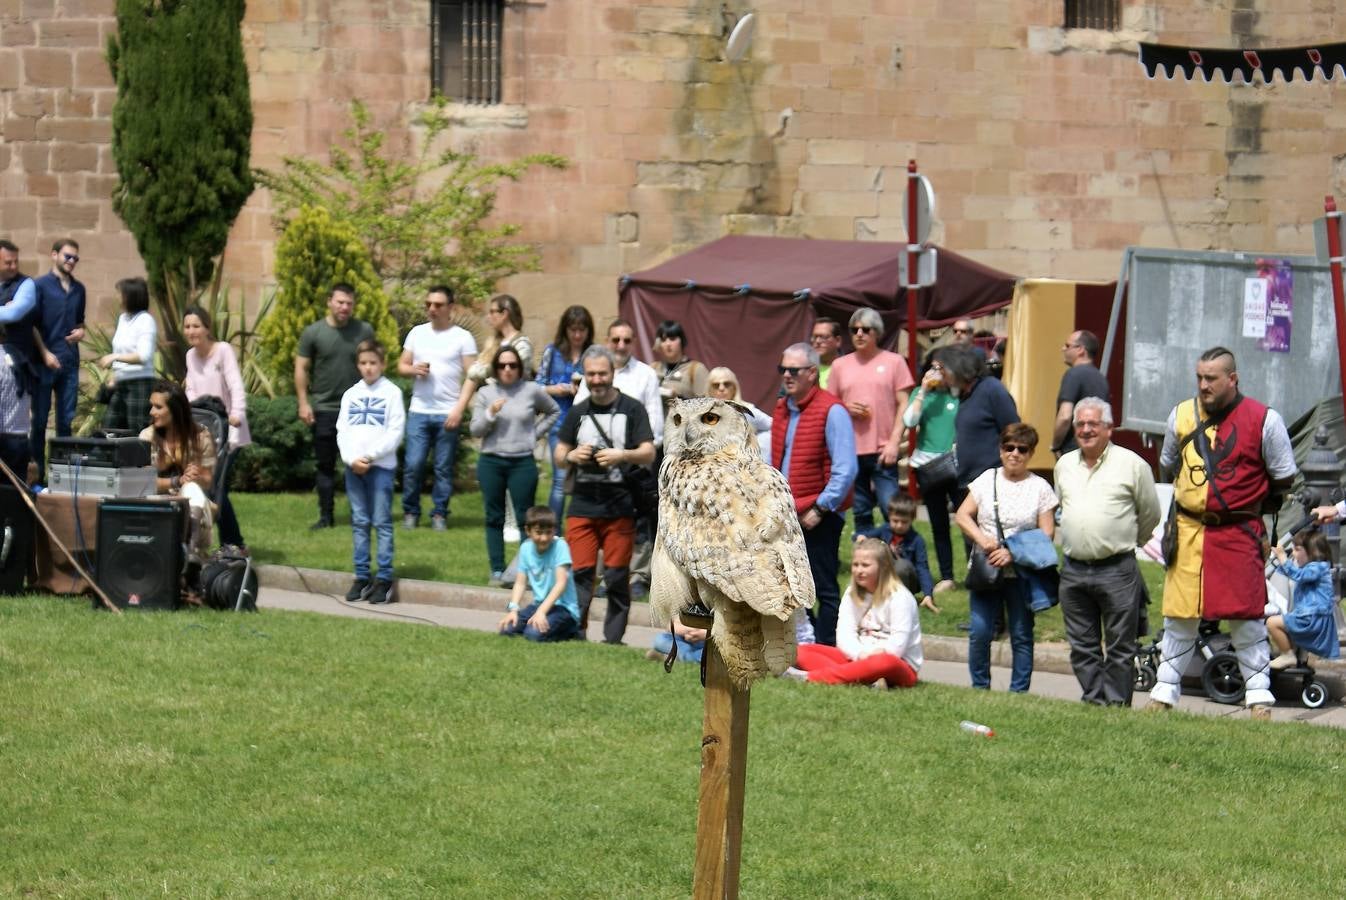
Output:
top-left (256, 566), bottom-right (1346, 729)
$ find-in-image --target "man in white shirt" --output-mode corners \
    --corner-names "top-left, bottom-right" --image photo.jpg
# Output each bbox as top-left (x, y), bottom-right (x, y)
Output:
top-left (396, 285), bottom-right (477, 530)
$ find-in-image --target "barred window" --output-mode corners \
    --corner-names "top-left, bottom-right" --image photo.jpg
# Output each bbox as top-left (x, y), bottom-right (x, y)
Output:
top-left (431, 0), bottom-right (503, 104)
top-left (1064, 0), bottom-right (1119, 30)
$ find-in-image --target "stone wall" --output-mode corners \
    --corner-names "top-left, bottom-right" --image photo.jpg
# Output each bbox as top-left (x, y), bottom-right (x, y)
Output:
top-left (5, 0), bottom-right (1346, 344)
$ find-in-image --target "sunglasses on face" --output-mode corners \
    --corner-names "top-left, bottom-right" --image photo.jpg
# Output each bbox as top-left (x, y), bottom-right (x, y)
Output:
top-left (778, 365), bottom-right (813, 376)
top-left (62, 253), bottom-right (79, 263)
top-left (497, 361), bottom-right (521, 371)
top-left (710, 381), bottom-right (734, 389)
top-left (610, 336), bottom-right (634, 345)
top-left (953, 327), bottom-right (973, 335)
top-left (1000, 443), bottom-right (1032, 455)
top-left (851, 326), bottom-right (873, 335)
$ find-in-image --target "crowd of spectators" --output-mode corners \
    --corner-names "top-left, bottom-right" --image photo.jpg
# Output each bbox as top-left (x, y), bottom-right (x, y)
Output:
top-left (6, 235), bottom-right (1333, 707)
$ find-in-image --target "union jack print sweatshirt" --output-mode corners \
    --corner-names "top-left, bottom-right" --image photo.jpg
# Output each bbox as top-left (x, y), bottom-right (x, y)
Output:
top-left (336, 376), bottom-right (406, 470)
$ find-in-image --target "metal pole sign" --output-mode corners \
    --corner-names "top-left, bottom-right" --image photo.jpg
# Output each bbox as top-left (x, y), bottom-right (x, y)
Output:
top-left (1319, 197), bottom-right (1346, 411)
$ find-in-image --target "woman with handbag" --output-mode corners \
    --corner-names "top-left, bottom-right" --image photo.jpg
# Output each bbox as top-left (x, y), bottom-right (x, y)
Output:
top-left (902, 347), bottom-right (960, 593)
top-left (954, 423), bottom-right (1057, 693)
top-left (535, 305), bottom-right (594, 519)
top-left (471, 346), bottom-right (559, 586)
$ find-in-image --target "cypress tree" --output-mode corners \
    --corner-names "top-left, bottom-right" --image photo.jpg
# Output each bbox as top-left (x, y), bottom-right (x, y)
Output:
top-left (107, 0), bottom-right (254, 291)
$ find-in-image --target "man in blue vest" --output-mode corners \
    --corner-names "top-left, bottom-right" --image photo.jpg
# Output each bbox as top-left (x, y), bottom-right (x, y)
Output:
top-left (29, 238), bottom-right (86, 484)
top-left (0, 240), bottom-right (41, 480)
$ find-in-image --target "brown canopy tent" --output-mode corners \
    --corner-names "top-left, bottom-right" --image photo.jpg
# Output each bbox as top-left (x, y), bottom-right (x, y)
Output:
top-left (617, 235), bottom-right (1019, 411)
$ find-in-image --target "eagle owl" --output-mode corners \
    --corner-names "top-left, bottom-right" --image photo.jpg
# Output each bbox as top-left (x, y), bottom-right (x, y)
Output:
top-left (651, 397), bottom-right (815, 688)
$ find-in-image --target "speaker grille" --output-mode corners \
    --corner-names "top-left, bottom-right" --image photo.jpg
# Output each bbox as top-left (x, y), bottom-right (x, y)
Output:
top-left (96, 500), bottom-right (187, 611)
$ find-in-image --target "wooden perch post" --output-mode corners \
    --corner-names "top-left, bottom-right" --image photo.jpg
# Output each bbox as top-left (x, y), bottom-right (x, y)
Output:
top-left (684, 609), bottom-right (749, 900)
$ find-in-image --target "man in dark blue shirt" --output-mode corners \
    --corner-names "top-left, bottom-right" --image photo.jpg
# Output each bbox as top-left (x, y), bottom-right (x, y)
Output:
top-left (30, 239), bottom-right (85, 484)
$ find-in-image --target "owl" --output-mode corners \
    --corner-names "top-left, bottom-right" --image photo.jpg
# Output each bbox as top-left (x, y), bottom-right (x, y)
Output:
top-left (651, 397), bottom-right (815, 688)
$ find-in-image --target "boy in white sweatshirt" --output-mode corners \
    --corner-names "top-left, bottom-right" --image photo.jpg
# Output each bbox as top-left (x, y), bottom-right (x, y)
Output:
top-left (337, 340), bottom-right (406, 604)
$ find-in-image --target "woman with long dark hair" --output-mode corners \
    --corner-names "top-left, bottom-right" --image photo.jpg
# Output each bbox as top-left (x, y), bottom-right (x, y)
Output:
top-left (535, 304), bottom-right (594, 517)
top-left (99, 277), bottom-right (158, 432)
top-left (142, 379), bottom-right (217, 562)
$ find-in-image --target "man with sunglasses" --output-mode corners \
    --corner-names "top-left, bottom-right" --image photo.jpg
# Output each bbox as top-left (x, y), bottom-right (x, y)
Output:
top-left (1051, 330), bottom-right (1110, 458)
top-left (772, 342), bottom-right (856, 645)
top-left (29, 239), bottom-right (85, 484)
top-left (1146, 347), bottom-right (1296, 720)
top-left (396, 285), bottom-right (478, 531)
top-left (825, 308), bottom-right (914, 537)
top-left (810, 317), bottom-right (843, 389)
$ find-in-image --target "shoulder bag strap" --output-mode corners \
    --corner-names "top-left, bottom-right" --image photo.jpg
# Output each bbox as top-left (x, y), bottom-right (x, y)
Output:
top-left (992, 468), bottom-right (1005, 545)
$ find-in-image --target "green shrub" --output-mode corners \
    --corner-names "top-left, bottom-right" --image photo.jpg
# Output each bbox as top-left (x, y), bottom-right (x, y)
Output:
top-left (230, 395), bottom-right (315, 492)
top-left (258, 205), bottom-right (400, 390)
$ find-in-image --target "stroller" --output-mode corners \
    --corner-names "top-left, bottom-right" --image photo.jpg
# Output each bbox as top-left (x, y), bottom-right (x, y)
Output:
top-left (1132, 517), bottom-right (1333, 709)
top-left (190, 397), bottom-right (257, 612)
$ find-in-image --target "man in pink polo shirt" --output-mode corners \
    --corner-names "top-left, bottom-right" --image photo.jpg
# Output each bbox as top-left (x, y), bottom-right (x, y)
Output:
top-left (826, 307), bottom-right (915, 536)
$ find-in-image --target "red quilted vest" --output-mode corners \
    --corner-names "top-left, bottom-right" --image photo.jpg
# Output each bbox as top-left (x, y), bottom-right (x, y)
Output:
top-left (772, 386), bottom-right (853, 514)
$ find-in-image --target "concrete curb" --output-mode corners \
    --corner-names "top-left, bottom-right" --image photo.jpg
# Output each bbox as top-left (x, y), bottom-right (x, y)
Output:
top-left (256, 563), bottom-right (1085, 678)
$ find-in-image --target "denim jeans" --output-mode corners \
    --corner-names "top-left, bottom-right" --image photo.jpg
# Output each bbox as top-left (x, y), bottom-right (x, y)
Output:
top-left (30, 356), bottom-right (78, 484)
top-left (0, 433), bottom-right (29, 482)
top-left (652, 630), bottom-right (705, 664)
top-left (499, 600), bottom-right (579, 642)
top-left (968, 575), bottom-right (1035, 692)
top-left (346, 465), bottom-right (395, 582)
top-left (546, 430), bottom-right (566, 521)
top-left (802, 510), bottom-right (845, 646)
top-left (477, 453), bottom-right (538, 573)
top-left (401, 411), bottom-right (458, 519)
top-left (852, 453), bottom-right (901, 537)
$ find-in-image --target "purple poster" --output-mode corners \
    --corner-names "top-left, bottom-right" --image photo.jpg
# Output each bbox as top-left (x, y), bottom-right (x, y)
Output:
top-left (1256, 258), bottom-right (1292, 353)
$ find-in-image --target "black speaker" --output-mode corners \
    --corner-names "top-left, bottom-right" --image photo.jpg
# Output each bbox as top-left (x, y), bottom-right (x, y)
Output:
top-left (0, 485), bottom-right (34, 595)
top-left (96, 498), bottom-right (187, 610)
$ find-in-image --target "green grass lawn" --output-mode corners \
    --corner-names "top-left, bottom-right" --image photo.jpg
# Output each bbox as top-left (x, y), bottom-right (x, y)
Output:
top-left (2, 595), bottom-right (1342, 898)
top-left (233, 480), bottom-right (1168, 643)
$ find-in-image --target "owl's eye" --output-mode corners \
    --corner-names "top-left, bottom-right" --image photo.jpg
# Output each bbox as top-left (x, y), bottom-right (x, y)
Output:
top-left (672, 413), bottom-right (682, 426)
top-left (700, 412), bottom-right (720, 425)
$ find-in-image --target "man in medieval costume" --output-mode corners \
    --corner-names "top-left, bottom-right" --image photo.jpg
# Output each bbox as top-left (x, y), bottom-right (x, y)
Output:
top-left (1147, 347), bottom-right (1297, 719)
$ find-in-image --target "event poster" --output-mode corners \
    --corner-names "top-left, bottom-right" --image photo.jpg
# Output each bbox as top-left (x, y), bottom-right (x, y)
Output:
top-left (1255, 258), bottom-right (1292, 353)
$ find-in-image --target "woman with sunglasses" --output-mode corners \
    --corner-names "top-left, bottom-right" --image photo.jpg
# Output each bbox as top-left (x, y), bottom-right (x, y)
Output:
top-left (535, 305), bottom-right (594, 518)
top-left (954, 423), bottom-right (1057, 693)
top-left (471, 346), bottom-right (560, 585)
top-left (469, 293), bottom-right (534, 386)
top-left (707, 366), bottom-right (772, 460)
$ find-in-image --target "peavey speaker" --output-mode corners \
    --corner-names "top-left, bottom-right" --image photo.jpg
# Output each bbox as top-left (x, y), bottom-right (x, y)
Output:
top-left (96, 498), bottom-right (187, 611)
top-left (0, 485), bottom-right (34, 595)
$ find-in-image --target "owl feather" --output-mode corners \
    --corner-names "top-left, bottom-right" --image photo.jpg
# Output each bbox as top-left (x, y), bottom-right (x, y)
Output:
top-left (651, 398), bottom-right (815, 688)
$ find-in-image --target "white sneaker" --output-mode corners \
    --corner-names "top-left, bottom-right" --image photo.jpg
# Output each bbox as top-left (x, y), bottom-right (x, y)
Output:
top-left (1269, 650), bottom-right (1297, 670)
top-left (781, 666), bottom-right (809, 682)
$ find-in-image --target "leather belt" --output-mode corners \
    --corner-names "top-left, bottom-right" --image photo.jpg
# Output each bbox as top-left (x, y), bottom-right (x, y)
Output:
top-left (1065, 551), bottom-right (1132, 568)
top-left (1176, 504), bottom-right (1259, 527)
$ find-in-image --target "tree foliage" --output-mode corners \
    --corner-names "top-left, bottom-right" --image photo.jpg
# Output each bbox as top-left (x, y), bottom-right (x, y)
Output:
top-left (259, 205), bottom-right (401, 389)
top-left (107, 0), bottom-right (254, 292)
top-left (257, 96), bottom-right (567, 322)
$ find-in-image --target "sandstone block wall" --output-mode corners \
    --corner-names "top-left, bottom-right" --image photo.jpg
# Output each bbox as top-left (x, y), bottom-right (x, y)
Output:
top-left (5, 0), bottom-right (1346, 347)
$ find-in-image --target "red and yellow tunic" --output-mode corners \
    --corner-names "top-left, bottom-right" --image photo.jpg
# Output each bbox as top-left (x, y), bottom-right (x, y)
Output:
top-left (1163, 395), bottom-right (1272, 620)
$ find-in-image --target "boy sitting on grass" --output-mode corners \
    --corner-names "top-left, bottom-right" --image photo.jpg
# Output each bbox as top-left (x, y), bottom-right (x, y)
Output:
top-left (499, 506), bottom-right (581, 642)
top-left (338, 339), bottom-right (405, 605)
top-left (868, 494), bottom-right (940, 613)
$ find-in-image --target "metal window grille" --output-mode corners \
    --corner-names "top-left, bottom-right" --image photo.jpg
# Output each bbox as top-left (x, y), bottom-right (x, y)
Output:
top-left (1064, 0), bottom-right (1120, 30)
top-left (431, 0), bottom-right (503, 104)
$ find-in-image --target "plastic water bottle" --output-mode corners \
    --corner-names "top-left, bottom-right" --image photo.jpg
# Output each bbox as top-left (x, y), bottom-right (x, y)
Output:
top-left (959, 720), bottom-right (995, 738)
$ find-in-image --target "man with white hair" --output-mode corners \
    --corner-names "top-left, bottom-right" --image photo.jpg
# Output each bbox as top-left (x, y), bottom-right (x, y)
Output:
top-left (825, 307), bottom-right (914, 536)
top-left (1054, 396), bottom-right (1161, 706)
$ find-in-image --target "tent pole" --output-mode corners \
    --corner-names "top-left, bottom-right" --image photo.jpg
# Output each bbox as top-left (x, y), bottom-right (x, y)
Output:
top-left (1101, 247), bottom-right (1131, 376)
top-left (1323, 196), bottom-right (1346, 413)
top-left (905, 160), bottom-right (920, 493)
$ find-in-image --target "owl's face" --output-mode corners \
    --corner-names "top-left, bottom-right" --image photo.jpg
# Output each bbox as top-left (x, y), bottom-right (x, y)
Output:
top-left (665, 397), bottom-right (756, 457)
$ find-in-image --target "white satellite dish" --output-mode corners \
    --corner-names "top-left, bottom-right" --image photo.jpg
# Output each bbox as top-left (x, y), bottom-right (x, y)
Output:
top-left (724, 12), bottom-right (756, 63)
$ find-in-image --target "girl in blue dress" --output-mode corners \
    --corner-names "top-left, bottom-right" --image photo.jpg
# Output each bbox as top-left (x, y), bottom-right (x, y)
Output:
top-left (1268, 530), bottom-right (1341, 668)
